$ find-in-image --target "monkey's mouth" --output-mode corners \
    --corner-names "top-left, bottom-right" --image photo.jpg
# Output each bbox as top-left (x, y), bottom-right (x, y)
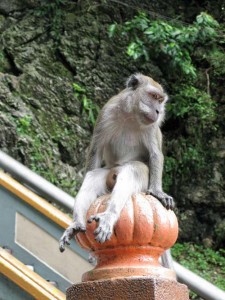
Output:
top-left (142, 113), bottom-right (157, 124)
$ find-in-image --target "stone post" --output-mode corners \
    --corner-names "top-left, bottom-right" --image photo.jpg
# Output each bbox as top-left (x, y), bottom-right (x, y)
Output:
top-left (67, 194), bottom-right (189, 300)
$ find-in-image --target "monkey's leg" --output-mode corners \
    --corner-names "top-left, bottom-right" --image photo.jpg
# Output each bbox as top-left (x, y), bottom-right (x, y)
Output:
top-left (59, 168), bottom-right (109, 252)
top-left (88, 162), bottom-right (149, 243)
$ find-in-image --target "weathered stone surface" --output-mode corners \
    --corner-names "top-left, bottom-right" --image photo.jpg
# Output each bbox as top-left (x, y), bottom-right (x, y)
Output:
top-left (66, 277), bottom-right (189, 300)
top-left (0, 1), bottom-right (37, 14)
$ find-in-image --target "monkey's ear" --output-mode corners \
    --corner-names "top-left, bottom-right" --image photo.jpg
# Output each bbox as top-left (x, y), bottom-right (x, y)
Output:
top-left (126, 74), bottom-right (139, 90)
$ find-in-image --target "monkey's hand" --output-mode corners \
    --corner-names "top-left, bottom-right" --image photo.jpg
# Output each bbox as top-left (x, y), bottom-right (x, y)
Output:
top-left (88, 212), bottom-right (116, 244)
top-left (146, 189), bottom-right (174, 210)
top-left (59, 222), bottom-right (86, 253)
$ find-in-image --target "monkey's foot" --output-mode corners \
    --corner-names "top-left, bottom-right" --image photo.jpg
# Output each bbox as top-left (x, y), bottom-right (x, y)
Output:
top-left (146, 189), bottom-right (174, 210)
top-left (59, 222), bottom-right (86, 253)
top-left (88, 212), bottom-right (116, 243)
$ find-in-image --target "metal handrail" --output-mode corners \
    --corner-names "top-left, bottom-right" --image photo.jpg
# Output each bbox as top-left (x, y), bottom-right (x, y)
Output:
top-left (0, 150), bottom-right (225, 300)
top-left (0, 150), bottom-right (73, 210)
top-left (174, 261), bottom-right (225, 300)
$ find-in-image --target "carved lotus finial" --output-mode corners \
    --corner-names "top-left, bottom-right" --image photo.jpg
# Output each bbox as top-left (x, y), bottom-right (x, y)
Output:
top-left (76, 194), bottom-right (178, 282)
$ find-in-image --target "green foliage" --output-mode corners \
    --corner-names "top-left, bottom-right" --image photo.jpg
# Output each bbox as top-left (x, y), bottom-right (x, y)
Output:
top-left (110, 12), bottom-right (220, 79)
top-left (163, 157), bottom-right (177, 191)
top-left (207, 49), bottom-right (225, 77)
top-left (127, 39), bottom-right (149, 61)
top-left (163, 139), bottom-right (207, 191)
top-left (181, 142), bottom-right (205, 169)
top-left (108, 23), bottom-right (117, 38)
top-left (73, 83), bottom-right (99, 127)
top-left (172, 243), bottom-right (225, 298)
top-left (168, 85), bottom-right (216, 125)
top-left (16, 115), bottom-right (32, 134)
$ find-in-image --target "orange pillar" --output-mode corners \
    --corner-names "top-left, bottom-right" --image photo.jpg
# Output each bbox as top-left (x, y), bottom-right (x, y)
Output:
top-left (67, 194), bottom-right (189, 300)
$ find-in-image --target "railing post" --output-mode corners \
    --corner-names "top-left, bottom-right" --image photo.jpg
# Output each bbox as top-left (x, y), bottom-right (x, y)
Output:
top-left (67, 194), bottom-right (189, 300)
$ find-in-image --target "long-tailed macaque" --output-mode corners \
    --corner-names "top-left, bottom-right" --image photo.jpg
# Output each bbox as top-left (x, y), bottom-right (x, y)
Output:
top-left (59, 73), bottom-right (174, 253)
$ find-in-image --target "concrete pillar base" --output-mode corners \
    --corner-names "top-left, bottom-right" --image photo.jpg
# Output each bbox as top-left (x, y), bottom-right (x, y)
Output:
top-left (66, 277), bottom-right (189, 300)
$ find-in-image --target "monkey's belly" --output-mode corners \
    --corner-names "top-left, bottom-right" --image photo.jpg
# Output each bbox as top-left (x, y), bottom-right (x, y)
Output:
top-left (104, 147), bottom-right (148, 168)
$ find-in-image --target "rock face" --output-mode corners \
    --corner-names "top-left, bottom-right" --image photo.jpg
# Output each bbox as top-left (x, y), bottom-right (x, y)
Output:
top-left (0, 0), bottom-right (224, 248)
top-left (0, 0), bottom-right (38, 14)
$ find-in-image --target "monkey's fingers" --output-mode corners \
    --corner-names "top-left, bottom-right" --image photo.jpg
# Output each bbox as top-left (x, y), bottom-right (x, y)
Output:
top-left (159, 195), bottom-right (174, 210)
top-left (105, 232), bottom-right (112, 241)
top-left (146, 190), bottom-right (175, 210)
top-left (158, 197), bottom-right (174, 210)
top-left (59, 227), bottom-right (76, 252)
top-left (165, 197), bottom-right (174, 210)
top-left (93, 220), bottom-right (113, 243)
top-left (95, 229), bottom-right (112, 244)
top-left (77, 225), bottom-right (86, 232)
top-left (65, 235), bottom-right (71, 245)
top-left (59, 240), bottom-right (65, 253)
top-left (59, 243), bottom-right (65, 253)
top-left (95, 230), bottom-right (105, 243)
top-left (59, 232), bottom-right (71, 252)
top-left (88, 215), bottom-right (100, 223)
top-left (59, 237), bottom-right (68, 253)
top-left (161, 198), bottom-right (169, 209)
top-left (94, 226), bottom-right (102, 235)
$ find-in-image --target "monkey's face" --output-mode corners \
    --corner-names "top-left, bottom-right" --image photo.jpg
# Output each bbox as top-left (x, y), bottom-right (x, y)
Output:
top-left (126, 74), bottom-right (167, 126)
top-left (136, 86), bottom-right (167, 126)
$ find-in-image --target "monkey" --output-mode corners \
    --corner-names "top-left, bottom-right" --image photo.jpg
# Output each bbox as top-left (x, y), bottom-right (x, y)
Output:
top-left (59, 73), bottom-right (174, 254)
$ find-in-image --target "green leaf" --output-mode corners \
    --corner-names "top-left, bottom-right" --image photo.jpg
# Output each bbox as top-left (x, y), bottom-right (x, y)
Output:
top-left (82, 95), bottom-right (88, 108)
top-left (73, 83), bottom-right (86, 93)
top-left (108, 23), bottom-right (117, 38)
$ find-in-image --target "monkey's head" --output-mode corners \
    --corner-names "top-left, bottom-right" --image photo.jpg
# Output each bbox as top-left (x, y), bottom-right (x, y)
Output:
top-left (126, 74), bottom-right (168, 126)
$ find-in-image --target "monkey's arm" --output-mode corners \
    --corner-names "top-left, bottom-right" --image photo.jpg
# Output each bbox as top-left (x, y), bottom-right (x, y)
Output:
top-left (146, 127), bottom-right (174, 210)
top-left (85, 117), bottom-right (105, 172)
top-left (85, 137), bottom-right (103, 172)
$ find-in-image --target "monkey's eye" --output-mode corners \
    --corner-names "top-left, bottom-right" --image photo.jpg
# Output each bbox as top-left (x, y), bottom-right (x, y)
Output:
top-left (149, 93), bottom-right (162, 101)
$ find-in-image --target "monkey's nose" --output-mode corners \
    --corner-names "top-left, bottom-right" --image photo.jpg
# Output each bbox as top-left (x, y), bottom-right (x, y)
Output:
top-left (156, 110), bottom-right (159, 114)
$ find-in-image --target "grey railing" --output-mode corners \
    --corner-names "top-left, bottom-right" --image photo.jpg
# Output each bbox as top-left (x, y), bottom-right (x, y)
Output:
top-left (0, 150), bottom-right (225, 300)
top-left (174, 261), bottom-right (225, 300)
top-left (0, 150), bottom-right (73, 210)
